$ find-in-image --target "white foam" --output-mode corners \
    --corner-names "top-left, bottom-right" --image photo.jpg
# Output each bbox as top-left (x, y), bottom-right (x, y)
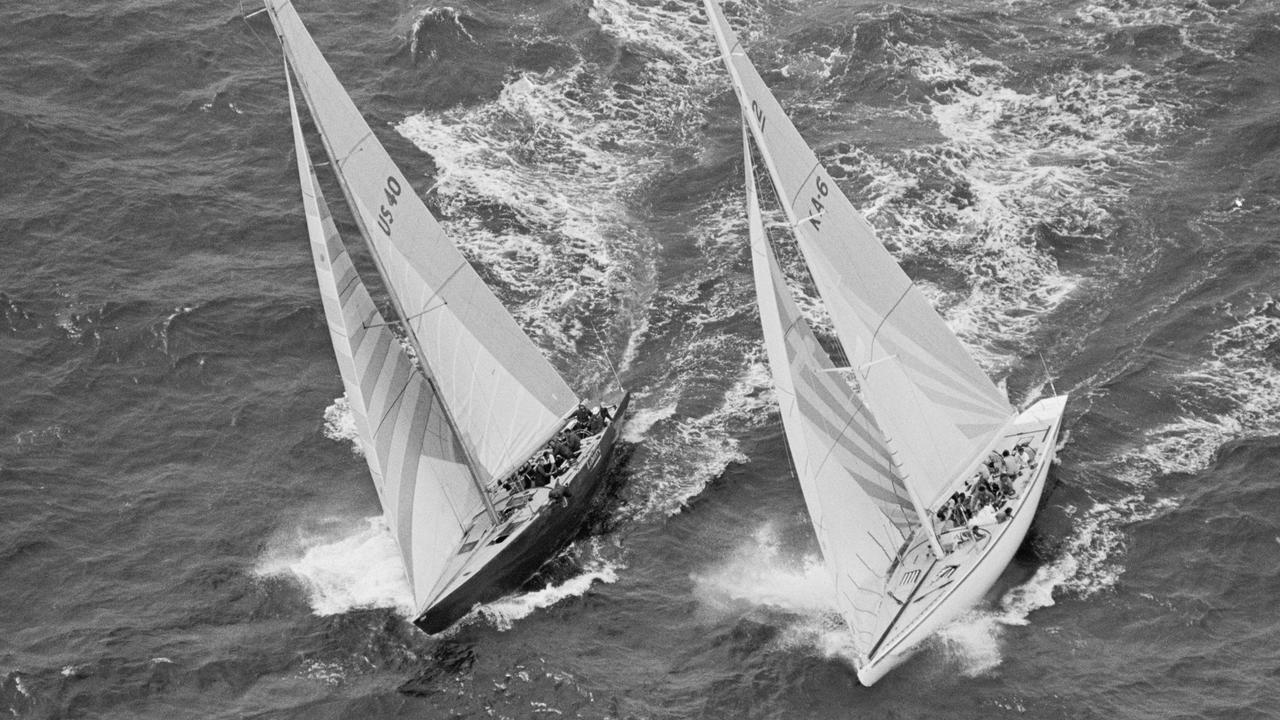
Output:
top-left (771, 36), bottom-right (1194, 376)
top-left (255, 512), bottom-right (624, 628)
top-left (932, 610), bottom-right (1007, 678)
top-left (598, 190), bottom-right (780, 520)
top-left (410, 6), bottom-right (474, 63)
top-left (690, 524), bottom-right (865, 666)
top-left (621, 401), bottom-right (676, 444)
top-left (254, 516), bottom-right (415, 618)
top-left (625, 357), bottom-right (775, 521)
top-left (1121, 301), bottom-right (1280, 481)
top-left (1072, 1), bottom-right (1232, 59)
top-left (589, 0), bottom-right (718, 67)
top-left (392, 54), bottom-right (675, 388)
top-left (468, 543), bottom-right (621, 632)
top-left (13, 425), bottom-right (65, 448)
top-left (995, 302), bottom-right (1280, 610)
top-left (298, 658), bottom-right (350, 686)
top-left (322, 395), bottom-right (363, 457)
top-left (691, 523), bottom-right (835, 618)
top-left (689, 522), bottom-right (1048, 674)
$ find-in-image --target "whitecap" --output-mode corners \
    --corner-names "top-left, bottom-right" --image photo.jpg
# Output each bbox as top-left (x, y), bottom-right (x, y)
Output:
top-left (468, 545), bottom-right (621, 632)
top-left (321, 395), bottom-right (363, 457)
top-left (253, 516), bottom-right (415, 618)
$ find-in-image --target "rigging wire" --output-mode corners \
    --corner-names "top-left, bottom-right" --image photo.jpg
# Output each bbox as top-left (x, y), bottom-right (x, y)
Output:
top-left (239, 1), bottom-right (276, 54)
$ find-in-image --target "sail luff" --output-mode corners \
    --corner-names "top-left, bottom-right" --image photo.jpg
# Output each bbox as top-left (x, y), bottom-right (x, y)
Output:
top-left (743, 123), bottom-right (916, 659)
top-left (266, 0), bottom-right (577, 484)
top-left (286, 62), bottom-right (488, 609)
top-left (704, 0), bottom-right (1014, 506)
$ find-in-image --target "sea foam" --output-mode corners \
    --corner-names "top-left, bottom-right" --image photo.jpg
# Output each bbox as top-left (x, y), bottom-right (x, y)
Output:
top-left (253, 515), bottom-right (416, 618)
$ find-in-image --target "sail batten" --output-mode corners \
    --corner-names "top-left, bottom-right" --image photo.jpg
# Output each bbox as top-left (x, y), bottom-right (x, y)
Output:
top-left (267, 0), bottom-right (576, 485)
top-left (704, 0), bottom-right (1014, 506)
top-left (286, 63), bottom-right (487, 607)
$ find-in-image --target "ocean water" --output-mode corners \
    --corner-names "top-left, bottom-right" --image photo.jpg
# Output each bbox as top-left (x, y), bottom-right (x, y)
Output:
top-left (3, 0), bottom-right (1280, 717)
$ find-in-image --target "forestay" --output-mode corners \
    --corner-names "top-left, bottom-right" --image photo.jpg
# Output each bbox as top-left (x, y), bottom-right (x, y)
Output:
top-left (705, 0), bottom-right (1014, 506)
top-left (744, 127), bottom-right (915, 658)
top-left (267, 0), bottom-right (576, 485)
top-left (287, 67), bottom-right (485, 607)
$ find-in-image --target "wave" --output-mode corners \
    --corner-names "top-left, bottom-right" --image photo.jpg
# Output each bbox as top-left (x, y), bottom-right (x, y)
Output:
top-left (255, 509), bottom-right (624, 631)
top-left (997, 296), bottom-right (1280, 619)
top-left (689, 522), bottom-right (851, 657)
top-left (410, 6), bottom-right (477, 64)
top-left (252, 515), bottom-right (416, 618)
top-left (463, 537), bottom-right (622, 632)
top-left (321, 0), bottom-right (1261, 657)
top-left (689, 521), bottom-right (1016, 677)
top-left (611, 193), bottom-right (778, 521)
top-left (1071, 0), bottom-right (1236, 60)
top-left (321, 394), bottom-right (362, 457)
top-left (392, 0), bottom-right (781, 522)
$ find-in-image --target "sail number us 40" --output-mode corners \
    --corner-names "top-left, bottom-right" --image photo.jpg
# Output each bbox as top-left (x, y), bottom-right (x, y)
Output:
top-left (375, 176), bottom-right (403, 236)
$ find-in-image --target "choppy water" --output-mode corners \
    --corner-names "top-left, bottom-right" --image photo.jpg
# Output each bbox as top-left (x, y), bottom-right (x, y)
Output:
top-left (3, 0), bottom-right (1280, 717)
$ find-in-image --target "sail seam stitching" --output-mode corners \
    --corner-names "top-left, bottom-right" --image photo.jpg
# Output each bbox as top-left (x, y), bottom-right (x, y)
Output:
top-left (788, 162), bottom-right (822, 209)
top-left (867, 285), bottom-right (912, 363)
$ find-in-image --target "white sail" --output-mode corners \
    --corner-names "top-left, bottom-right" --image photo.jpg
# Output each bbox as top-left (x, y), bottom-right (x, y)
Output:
top-left (288, 68), bottom-right (487, 609)
top-left (744, 128), bottom-right (918, 656)
top-left (704, 0), bottom-right (1013, 506)
top-left (267, 0), bottom-right (576, 484)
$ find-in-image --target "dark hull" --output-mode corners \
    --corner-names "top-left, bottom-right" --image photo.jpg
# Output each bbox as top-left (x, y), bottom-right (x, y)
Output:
top-left (413, 393), bottom-right (631, 634)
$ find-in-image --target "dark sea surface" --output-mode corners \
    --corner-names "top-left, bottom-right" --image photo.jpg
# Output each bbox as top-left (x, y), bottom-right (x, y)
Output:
top-left (3, 0), bottom-right (1280, 717)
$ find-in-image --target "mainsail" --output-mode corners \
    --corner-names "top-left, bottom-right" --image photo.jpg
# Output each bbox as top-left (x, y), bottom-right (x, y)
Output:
top-left (744, 128), bottom-right (917, 657)
top-left (286, 66), bottom-right (485, 606)
top-left (268, 0), bottom-right (576, 485)
top-left (704, 0), bottom-right (1014, 506)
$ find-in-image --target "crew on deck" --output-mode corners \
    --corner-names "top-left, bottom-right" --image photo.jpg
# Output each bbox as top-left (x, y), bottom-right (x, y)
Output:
top-left (501, 403), bottom-right (615, 494)
top-left (934, 439), bottom-right (1041, 548)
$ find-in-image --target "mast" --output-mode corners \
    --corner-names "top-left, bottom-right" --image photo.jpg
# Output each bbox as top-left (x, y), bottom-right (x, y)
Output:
top-left (858, 354), bottom-right (944, 556)
top-left (879, 424), bottom-right (944, 558)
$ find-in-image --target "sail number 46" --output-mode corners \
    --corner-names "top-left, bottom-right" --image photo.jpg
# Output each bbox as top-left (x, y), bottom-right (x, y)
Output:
top-left (375, 176), bottom-right (402, 236)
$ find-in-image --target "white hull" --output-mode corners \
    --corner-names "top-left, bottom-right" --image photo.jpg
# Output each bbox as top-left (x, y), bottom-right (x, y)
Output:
top-left (856, 394), bottom-right (1068, 685)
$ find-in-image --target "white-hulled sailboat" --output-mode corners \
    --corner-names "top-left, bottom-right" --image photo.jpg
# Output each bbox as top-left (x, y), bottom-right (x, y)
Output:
top-left (704, 0), bottom-right (1067, 685)
top-left (266, 0), bottom-right (629, 634)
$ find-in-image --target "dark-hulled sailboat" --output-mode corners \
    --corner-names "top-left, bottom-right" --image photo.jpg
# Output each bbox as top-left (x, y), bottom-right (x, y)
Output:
top-left (266, 0), bottom-right (629, 634)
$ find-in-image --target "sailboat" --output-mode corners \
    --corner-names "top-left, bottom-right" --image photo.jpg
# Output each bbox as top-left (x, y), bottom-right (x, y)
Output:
top-left (265, 0), bottom-right (629, 634)
top-left (703, 0), bottom-right (1068, 685)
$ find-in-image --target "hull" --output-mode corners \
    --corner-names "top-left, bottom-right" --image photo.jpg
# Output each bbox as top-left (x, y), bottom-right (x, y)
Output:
top-left (413, 392), bottom-right (630, 633)
top-left (857, 394), bottom-right (1068, 685)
